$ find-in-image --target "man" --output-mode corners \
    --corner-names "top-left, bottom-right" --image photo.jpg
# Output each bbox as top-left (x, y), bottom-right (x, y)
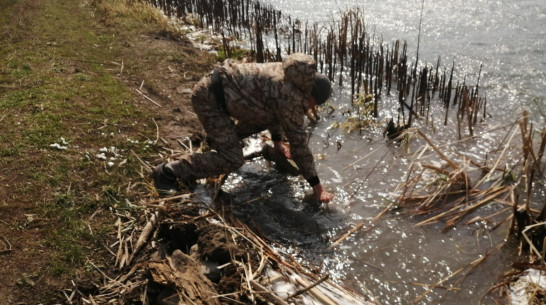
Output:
top-left (153, 53), bottom-right (334, 203)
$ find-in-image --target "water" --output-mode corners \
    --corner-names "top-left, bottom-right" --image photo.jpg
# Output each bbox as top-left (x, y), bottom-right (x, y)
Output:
top-left (219, 1), bottom-right (545, 304)
top-left (268, 0), bottom-right (545, 121)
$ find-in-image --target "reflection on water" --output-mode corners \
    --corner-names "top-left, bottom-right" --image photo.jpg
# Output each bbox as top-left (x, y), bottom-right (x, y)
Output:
top-left (266, 0), bottom-right (545, 121)
top-left (221, 0), bottom-right (544, 304)
top-left (223, 136), bottom-right (519, 304)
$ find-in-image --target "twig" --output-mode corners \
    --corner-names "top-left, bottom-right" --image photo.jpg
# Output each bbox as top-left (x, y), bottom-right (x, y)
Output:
top-left (130, 150), bottom-right (151, 170)
top-left (135, 88), bottom-right (162, 107)
top-left (63, 288), bottom-right (77, 304)
top-left (458, 241), bottom-right (505, 282)
top-left (250, 280), bottom-right (290, 305)
top-left (143, 193), bottom-right (193, 205)
top-left (101, 242), bottom-right (116, 257)
top-left (287, 274), bottom-right (329, 299)
top-left (416, 129), bottom-right (460, 170)
top-left (522, 222), bottom-right (546, 261)
top-left (342, 139), bottom-right (392, 170)
top-left (442, 186), bottom-right (507, 232)
top-left (0, 111), bottom-right (11, 123)
top-left (329, 200), bottom-right (394, 249)
top-left (128, 212), bottom-right (158, 264)
top-left (328, 220), bottom-right (369, 249)
top-left (88, 261), bottom-right (120, 285)
top-left (0, 235), bottom-right (12, 254)
top-left (474, 127), bottom-right (518, 188)
top-left (251, 248), bottom-right (268, 279)
top-left (412, 266), bottom-right (464, 304)
top-left (292, 274), bottom-right (338, 305)
top-left (410, 282), bottom-right (460, 290)
top-left (465, 207), bottom-right (511, 226)
top-left (153, 118), bottom-right (160, 144)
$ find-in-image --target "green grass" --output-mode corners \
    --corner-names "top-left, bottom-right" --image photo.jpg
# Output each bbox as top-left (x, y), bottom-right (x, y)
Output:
top-left (0, 0), bottom-right (214, 301)
top-left (0, 0), bottom-right (168, 284)
top-left (216, 46), bottom-right (253, 62)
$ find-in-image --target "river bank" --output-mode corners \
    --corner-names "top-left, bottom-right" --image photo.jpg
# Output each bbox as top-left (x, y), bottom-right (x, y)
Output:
top-left (0, 0), bottom-right (375, 304)
top-left (0, 0), bottom-right (211, 302)
top-left (2, 0), bottom-right (544, 304)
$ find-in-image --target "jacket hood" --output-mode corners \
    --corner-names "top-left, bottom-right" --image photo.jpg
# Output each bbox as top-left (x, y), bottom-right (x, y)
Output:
top-left (282, 53), bottom-right (316, 96)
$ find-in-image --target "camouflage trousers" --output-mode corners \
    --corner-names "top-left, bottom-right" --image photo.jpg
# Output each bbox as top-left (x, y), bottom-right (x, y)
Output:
top-left (168, 73), bottom-right (265, 181)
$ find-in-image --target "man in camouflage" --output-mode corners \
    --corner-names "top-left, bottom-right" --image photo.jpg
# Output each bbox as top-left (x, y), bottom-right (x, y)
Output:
top-left (153, 53), bottom-right (334, 203)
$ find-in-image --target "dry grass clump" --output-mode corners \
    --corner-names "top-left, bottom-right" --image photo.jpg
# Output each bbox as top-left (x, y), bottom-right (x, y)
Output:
top-left (92, 0), bottom-right (177, 33)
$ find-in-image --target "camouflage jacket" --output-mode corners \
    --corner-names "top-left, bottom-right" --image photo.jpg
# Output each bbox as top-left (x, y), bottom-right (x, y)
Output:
top-left (217, 53), bottom-right (318, 181)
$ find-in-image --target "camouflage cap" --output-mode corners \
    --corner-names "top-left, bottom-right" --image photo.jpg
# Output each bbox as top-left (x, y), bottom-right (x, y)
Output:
top-left (282, 53), bottom-right (316, 95)
top-left (311, 74), bottom-right (332, 105)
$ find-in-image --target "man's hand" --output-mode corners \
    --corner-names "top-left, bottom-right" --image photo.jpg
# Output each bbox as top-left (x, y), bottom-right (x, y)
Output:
top-left (273, 141), bottom-right (291, 159)
top-left (312, 183), bottom-right (334, 203)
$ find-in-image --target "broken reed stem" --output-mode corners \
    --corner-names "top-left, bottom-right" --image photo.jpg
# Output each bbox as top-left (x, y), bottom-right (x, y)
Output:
top-left (442, 186), bottom-right (507, 232)
top-left (415, 204), bottom-right (463, 227)
top-left (130, 150), bottom-right (152, 171)
top-left (343, 137), bottom-right (396, 170)
top-left (292, 274), bottom-right (339, 305)
top-left (348, 143), bottom-right (395, 200)
top-left (287, 274), bottom-right (329, 300)
top-left (328, 220), bottom-right (369, 249)
top-left (217, 210), bottom-right (308, 274)
top-left (416, 129), bottom-right (460, 171)
top-left (250, 280), bottom-right (290, 305)
top-left (330, 198), bottom-right (395, 249)
top-left (128, 212), bottom-right (158, 264)
top-left (394, 143), bottom-right (429, 203)
top-left (522, 222), bottom-right (546, 261)
top-left (474, 127), bottom-right (519, 189)
top-left (412, 266), bottom-right (464, 304)
top-left (143, 193), bottom-right (193, 205)
top-left (457, 241), bottom-right (505, 284)
top-left (214, 207), bottom-right (365, 304)
top-left (416, 167), bottom-right (467, 211)
top-left (464, 206), bottom-right (512, 225)
top-left (413, 240), bottom-right (504, 305)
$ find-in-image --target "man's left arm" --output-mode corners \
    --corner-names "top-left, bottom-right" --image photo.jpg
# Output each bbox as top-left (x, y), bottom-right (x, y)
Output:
top-left (279, 103), bottom-right (333, 203)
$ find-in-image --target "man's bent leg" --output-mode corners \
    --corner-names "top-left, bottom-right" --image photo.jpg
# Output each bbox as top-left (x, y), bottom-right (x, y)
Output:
top-left (168, 76), bottom-right (243, 181)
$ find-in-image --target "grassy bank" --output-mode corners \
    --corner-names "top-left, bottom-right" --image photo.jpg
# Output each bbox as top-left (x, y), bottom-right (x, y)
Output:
top-left (0, 0), bottom-right (213, 302)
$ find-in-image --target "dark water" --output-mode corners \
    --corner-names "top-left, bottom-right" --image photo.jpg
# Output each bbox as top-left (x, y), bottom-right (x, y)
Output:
top-left (219, 1), bottom-right (545, 304)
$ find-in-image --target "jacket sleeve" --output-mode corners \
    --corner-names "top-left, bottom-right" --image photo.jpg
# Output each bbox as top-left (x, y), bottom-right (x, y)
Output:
top-left (276, 89), bottom-right (318, 182)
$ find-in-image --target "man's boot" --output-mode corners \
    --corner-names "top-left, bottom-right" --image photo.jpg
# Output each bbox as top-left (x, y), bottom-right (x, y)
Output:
top-left (152, 162), bottom-right (179, 196)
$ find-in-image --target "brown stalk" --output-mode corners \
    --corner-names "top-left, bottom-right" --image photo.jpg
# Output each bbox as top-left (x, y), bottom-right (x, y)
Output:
top-left (128, 212), bottom-right (158, 265)
top-left (412, 266), bottom-right (464, 304)
top-left (442, 186), bottom-right (508, 232)
top-left (287, 274), bottom-right (329, 300)
top-left (328, 220), bottom-right (370, 249)
top-left (416, 129), bottom-right (460, 169)
top-left (0, 235), bottom-right (12, 254)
